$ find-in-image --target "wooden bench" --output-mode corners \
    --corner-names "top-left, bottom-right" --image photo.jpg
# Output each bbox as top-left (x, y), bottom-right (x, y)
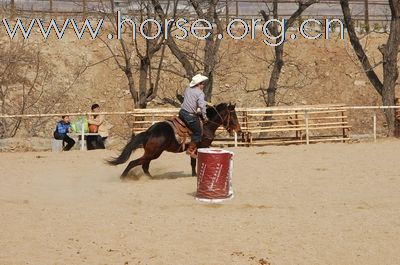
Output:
top-left (68, 133), bottom-right (100, 150)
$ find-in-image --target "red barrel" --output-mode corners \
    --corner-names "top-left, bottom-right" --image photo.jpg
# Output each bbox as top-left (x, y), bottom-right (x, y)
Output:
top-left (196, 148), bottom-right (234, 202)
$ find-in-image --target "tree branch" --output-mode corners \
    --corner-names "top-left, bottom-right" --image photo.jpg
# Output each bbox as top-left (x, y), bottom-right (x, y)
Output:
top-left (340, 0), bottom-right (384, 95)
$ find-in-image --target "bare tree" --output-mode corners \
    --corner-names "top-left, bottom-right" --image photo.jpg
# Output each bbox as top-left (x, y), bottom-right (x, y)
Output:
top-left (259, 0), bottom-right (318, 107)
top-left (0, 40), bottom-right (86, 138)
top-left (99, 0), bottom-right (168, 108)
top-left (340, 0), bottom-right (400, 136)
top-left (152, 0), bottom-right (224, 101)
top-left (192, 0), bottom-right (223, 101)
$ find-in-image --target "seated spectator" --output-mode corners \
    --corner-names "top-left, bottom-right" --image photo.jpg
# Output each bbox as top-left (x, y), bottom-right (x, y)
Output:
top-left (86, 103), bottom-right (110, 150)
top-left (54, 115), bottom-right (75, 151)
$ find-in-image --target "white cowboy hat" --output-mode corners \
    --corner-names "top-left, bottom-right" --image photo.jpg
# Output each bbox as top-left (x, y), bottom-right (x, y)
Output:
top-left (189, 74), bottom-right (209, 87)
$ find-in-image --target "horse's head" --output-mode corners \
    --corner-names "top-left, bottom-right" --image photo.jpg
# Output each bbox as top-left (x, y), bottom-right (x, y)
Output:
top-left (225, 103), bottom-right (242, 134)
top-left (209, 103), bottom-right (242, 134)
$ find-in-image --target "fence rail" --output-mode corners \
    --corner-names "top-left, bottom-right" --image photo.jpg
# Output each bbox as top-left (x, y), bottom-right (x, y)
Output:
top-left (2, 105), bottom-right (400, 119)
top-left (2, 104), bottom-right (399, 146)
top-left (1, 0), bottom-right (392, 23)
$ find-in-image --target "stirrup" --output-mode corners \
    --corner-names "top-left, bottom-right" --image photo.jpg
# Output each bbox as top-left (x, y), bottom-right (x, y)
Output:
top-left (186, 148), bottom-right (197, 158)
top-left (186, 143), bottom-right (198, 159)
top-left (189, 151), bottom-right (197, 159)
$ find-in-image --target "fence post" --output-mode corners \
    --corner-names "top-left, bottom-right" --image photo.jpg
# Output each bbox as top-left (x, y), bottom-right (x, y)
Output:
top-left (243, 110), bottom-right (249, 145)
top-left (342, 110), bottom-right (347, 142)
top-left (295, 110), bottom-right (299, 139)
top-left (235, 1), bottom-right (239, 17)
top-left (83, 0), bottom-right (87, 19)
top-left (81, 122), bottom-right (85, 150)
top-left (373, 112), bottom-right (377, 142)
top-left (234, 132), bottom-right (238, 147)
top-left (225, 0), bottom-right (229, 25)
top-left (305, 110), bottom-right (310, 145)
top-left (364, 0), bottom-right (370, 33)
top-left (10, 0), bottom-right (15, 18)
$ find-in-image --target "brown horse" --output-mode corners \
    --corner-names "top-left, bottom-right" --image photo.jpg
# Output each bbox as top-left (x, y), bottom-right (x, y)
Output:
top-left (108, 103), bottom-right (241, 178)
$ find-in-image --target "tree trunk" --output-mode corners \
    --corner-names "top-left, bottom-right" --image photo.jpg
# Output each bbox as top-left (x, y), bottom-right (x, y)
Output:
top-left (381, 9), bottom-right (400, 135)
top-left (204, 37), bottom-right (217, 101)
top-left (382, 90), bottom-right (397, 135)
top-left (202, 0), bottom-right (221, 102)
top-left (10, 0), bottom-right (15, 18)
top-left (264, 1), bottom-right (280, 107)
top-left (125, 66), bottom-right (138, 108)
top-left (340, 0), bottom-right (400, 136)
top-left (340, 0), bottom-right (383, 94)
top-left (152, 0), bottom-right (221, 101)
top-left (261, 0), bottom-right (317, 107)
top-left (204, 70), bottom-right (214, 101)
top-left (266, 43), bottom-right (284, 107)
top-left (152, 0), bottom-right (195, 79)
top-left (138, 57), bottom-right (150, 109)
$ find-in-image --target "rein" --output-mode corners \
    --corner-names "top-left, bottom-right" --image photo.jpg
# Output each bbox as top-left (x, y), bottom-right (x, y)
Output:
top-left (207, 105), bottom-right (233, 130)
top-left (201, 105), bottom-right (237, 141)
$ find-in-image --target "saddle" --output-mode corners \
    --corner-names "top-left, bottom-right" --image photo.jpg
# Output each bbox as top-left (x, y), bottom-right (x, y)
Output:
top-left (166, 117), bottom-right (193, 146)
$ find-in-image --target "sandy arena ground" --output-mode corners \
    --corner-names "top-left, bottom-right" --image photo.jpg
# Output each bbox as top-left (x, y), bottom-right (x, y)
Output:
top-left (1, 140), bottom-right (400, 265)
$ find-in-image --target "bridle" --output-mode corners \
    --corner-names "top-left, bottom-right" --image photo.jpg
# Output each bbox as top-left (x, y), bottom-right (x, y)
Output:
top-left (207, 105), bottom-right (235, 131)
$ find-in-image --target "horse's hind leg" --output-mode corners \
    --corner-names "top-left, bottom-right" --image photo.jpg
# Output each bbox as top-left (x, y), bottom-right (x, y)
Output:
top-left (121, 158), bottom-right (145, 179)
top-left (121, 133), bottom-right (166, 179)
top-left (191, 157), bottom-right (197, 176)
top-left (121, 153), bottom-right (162, 179)
top-left (142, 161), bottom-right (151, 177)
top-left (141, 150), bottom-right (164, 177)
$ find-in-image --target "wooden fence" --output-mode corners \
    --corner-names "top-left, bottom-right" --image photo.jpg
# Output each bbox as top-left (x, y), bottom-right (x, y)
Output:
top-left (128, 104), bottom-right (351, 147)
top-left (5, 104), bottom-right (400, 146)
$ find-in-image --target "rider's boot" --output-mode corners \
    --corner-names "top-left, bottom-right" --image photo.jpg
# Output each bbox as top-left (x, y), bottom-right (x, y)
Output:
top-left (186, 142), bottom-right (198, 159)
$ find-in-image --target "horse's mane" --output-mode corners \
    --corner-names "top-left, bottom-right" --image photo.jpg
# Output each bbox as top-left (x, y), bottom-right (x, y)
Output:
top-left (206, 103), bottom-right (228, 118)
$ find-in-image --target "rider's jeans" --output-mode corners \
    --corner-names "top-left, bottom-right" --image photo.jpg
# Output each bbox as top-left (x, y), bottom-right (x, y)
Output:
top-left (179, 109), bottom-right (202, 143)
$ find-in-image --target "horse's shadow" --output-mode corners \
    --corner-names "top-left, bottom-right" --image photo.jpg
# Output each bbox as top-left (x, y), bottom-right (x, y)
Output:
top-left (186, 191), bottom-right (197, 198)
top-left (152, 171), bottom-right (193, 180)
top-left (122, 170), bottom-right (193, 181)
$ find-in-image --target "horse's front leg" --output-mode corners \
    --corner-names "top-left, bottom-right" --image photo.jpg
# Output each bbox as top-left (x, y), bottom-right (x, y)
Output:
top-left (191, 157), bottom-right (197, 176)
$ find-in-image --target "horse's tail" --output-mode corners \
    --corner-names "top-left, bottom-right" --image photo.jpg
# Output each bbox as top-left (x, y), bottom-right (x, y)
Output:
top-left (108, 131), bottom-right (148, 165)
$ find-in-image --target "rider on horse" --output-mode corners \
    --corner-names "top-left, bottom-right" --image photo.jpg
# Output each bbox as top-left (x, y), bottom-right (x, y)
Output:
top-left (179, 74), bottom-right (209, 158)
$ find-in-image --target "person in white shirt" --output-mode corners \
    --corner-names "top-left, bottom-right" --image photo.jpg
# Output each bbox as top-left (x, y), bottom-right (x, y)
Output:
top-left (179, 74), bottom-right (209, 158)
